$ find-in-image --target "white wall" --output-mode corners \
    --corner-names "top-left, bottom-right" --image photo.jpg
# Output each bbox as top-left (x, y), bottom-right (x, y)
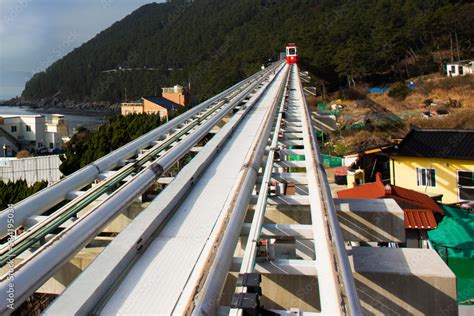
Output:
top-left (446, 63), bottom-right (474, 77)
top-left (0, 155), bottom-right (61, 185)
top-left (0, 115), bottom-right (63, 152)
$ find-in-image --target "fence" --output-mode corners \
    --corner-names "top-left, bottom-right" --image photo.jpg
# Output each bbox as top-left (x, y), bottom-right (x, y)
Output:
top-left (0, 155), bottom-right (61, 185)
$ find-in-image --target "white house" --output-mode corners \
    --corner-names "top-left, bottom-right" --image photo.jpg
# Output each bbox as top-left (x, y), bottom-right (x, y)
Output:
top-left (0, 114), bottom-right (67, 157)
top-left (446, 60), bottom-right (474, 77)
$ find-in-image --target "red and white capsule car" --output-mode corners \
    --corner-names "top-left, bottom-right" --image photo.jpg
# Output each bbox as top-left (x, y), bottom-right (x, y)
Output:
top-left (286, 43), bottom-right (297, 64)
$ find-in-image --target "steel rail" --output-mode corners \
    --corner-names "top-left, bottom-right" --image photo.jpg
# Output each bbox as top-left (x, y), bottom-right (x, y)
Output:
top-left (238, 63), bottom-right (290, 275)
top-left (0, 64), bottom-right (284, 315)
top-left (0, 62), bottom-right (281, 238)
top-left (293, 64), bottom-right (342, 314)
top-left (295, 64), bottom-right (362, 315)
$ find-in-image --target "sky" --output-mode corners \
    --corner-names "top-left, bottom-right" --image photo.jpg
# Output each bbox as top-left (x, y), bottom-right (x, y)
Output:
top-left (0, 0), bottom-right (162, 100)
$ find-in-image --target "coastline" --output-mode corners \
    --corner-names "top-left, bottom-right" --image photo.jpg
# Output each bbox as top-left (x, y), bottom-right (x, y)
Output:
top-left (0, 98), bottom-right (118, 117)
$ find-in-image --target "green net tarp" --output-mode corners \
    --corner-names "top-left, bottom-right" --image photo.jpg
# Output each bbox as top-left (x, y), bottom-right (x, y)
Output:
top-left (428, 206), bottom-right (474, 304)
top-left (321, 154), bottom-right (343, 167)
top-left (316, 103), bottom-right (341, 117)
top-left (429, 217), bottom-right (474, 258)
top-left (345, 122), bottom-right (367, 130)
top-left (287, 155), bottom-right (305, 161)
top-left (442, 205), bottom-right (473, 219)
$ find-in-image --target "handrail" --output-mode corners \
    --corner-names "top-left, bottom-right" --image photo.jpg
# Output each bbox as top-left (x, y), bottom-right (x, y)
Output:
top-left (296, 64), bottom-right (362, 315)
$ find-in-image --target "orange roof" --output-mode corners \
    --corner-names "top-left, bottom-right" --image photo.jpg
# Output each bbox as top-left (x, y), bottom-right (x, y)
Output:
top-left (389, 185), bottom-right (443, 214)
top-left (336, 174), bottom-right (385, 199)
top-left (404, 209), bottom-right (438, 229)
top-left (336, 173), bottom-right (443, 230)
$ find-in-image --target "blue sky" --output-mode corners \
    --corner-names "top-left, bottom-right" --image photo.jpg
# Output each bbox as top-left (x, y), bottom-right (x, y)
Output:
top-left (0, 0), bottom-right (161, 100)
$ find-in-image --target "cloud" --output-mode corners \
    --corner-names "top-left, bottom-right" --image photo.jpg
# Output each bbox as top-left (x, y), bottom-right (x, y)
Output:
top-left (0, 0), bottom-right (161, 99)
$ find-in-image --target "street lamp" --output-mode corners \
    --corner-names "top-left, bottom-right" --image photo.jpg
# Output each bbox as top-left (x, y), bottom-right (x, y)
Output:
top-left (2, 144), bottom-right (6, 158)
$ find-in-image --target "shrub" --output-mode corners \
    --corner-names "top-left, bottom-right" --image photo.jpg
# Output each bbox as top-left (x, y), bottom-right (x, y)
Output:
top-left (423, 98), bottom-right (434, 107)
top-left (446, 98), bottom-right (462, 108)
top-left (0, 180), bottom-right (48, 210)
top-left (388, 82), bottom-right (410, 100)
top-left (16, 150), bottom-right (30, 159)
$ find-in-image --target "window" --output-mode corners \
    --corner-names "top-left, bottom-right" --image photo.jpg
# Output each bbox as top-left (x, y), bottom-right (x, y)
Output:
top-left (26, 125), bottom-right (32, 132)
top-left (11, 126), bottom-right (17, 133)
top-left (458, 171), bottom-right (474, 201)
top-left (417, 168), bottom-right (436, 187)
top-left (49, 142), bottom-right (54, 149)
top-left (288, 48), bottom-right (296, 56)
top-left (458, 66), bottom-right (464, 75)
top-left (451, 65), bottom-right (456, 73)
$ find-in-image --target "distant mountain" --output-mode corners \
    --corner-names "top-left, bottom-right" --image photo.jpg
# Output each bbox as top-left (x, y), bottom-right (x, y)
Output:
top-left (21, 0), bottom-right (474, 107)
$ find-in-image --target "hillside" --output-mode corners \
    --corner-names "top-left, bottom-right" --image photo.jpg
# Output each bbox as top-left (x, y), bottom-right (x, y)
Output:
top-left (316, 74), bottom-right (474, 156)
top-left (19, 0), bottom-right (474, 108)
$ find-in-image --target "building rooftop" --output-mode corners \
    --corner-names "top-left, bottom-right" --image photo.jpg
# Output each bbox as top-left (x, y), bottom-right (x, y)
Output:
top-left (143, 96), bottom-right (181, 111)
top-left (447, 60), bottom-right (474, 66)
top-left (390, 128), bottom-right (474, 160)
top-left (337, 173), bottom-right (443, 230)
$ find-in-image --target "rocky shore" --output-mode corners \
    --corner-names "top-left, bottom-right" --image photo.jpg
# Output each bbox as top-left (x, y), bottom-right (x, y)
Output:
top-left (0, 97), bottom-right (119, 114)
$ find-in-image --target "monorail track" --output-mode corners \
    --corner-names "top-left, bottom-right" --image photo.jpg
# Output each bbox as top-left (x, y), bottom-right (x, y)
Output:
top-left (0, 70), bottom-right (264, 266)
top-left (0, 62), bottom-right (361, 315)
top-left (0, 62), bottom-right (284, 314)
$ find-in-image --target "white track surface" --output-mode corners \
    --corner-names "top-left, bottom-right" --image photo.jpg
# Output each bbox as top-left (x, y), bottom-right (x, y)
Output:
top-left (100, 65), bottom-right (289, 315)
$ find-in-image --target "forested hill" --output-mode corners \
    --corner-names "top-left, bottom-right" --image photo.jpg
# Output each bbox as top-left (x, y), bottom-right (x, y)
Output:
top-left (21, 0), bottom-right (474, 105)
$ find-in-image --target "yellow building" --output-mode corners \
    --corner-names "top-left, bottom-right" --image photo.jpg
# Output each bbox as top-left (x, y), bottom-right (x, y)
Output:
top-left (120, 103), bottom-right (143, 116)
top-left (120, 97), bottom-right (181, 118)
top-left (120, 85), bottom-right (187, 117)
top-left (389, 128), bottom-right (474, 204)
top-left (161, 85), bottom-right (188, 106)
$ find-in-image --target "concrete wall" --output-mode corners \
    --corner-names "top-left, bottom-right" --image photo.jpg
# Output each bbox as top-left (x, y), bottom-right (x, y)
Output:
top-left (353, 247), bottom-right (458, 315)
top-left (390, 156), bottom-right (474, 204)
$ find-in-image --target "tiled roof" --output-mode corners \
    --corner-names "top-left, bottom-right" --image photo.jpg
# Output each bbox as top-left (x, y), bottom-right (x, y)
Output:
top-left (388, 185), bottom-right (443, 214)
top-left (336, 173), bottom-right (443, 230)
top-left (336, 174), bottom-right (385, 199)
top-left (390, 128), bottom-right (474, 160)
top-left (143, 96), bottom-right (180, 111)
top-left (404, 209), bottom-right (438, 229)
